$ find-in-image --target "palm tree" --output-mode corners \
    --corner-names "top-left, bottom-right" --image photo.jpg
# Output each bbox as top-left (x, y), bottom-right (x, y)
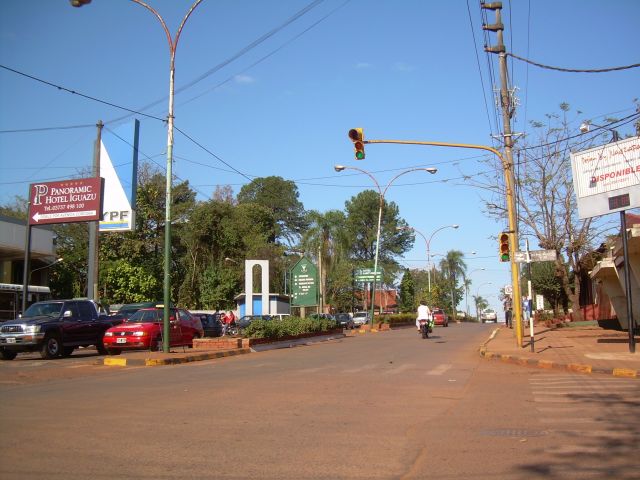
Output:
top-left (438, 250), bottom-right (467, 319)
top-left (299, 210), bottom-right (349, 311)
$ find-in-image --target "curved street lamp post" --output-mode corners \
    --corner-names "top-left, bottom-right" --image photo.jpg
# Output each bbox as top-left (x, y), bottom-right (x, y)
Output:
top-left (334, 165), bottom-right (437, 327)
top-left (72, 0), bottom-right (205, 352)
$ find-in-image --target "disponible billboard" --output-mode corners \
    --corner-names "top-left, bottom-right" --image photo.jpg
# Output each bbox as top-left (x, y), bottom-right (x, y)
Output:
top-left (29, 178), bottom-right (103, 225)
top-left (570, 136), bottom-right (640, 219)
top-left (99, 120), bottom-right (139, 232)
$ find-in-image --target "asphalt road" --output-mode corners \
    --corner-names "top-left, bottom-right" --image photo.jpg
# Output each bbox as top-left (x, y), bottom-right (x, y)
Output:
top-left (1, 323), bottom-right (638, 479)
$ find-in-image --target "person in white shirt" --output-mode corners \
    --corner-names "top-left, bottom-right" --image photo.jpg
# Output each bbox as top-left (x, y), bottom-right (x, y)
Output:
top-left (416, 300), bottom-right (431, 331)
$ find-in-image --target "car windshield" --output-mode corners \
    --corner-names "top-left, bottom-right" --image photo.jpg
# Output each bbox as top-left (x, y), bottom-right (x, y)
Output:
top-left (23, 302), bottom-right (63, 318)
top-left (127, 309), bottom-right (167, 323)
top-left (335, 314), bottom-right (349, 320)
top-left (353, 313), bottom-right (367, 318)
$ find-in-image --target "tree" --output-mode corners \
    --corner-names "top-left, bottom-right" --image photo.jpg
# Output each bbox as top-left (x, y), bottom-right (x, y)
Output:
top-left (299, 210), bottom-right (349, 311)
top-left (437, 251), bottom-right (467, 319)
top-left (398, 269), bottom-right (415, 313)
top-left (463, 103), bottom-right (622, 317)
top-left (237, 176), bottom-right (307, 245)
top-left (343, 190), bottom-right (414, 280)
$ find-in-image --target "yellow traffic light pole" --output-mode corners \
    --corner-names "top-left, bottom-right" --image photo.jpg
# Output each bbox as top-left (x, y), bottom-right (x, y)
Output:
top-left (364, 138), bottom-right (524, 347)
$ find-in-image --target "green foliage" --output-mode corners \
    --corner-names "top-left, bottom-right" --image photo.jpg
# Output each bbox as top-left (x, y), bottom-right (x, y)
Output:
top-left (241, 317), bottom-right (338, 339)
top-left (100, 260), bottom-right (159, 305)
top-left (237, 176), bottom-right (307, 244)
top-left (377, 313), bottom-right (415, 325)
top-left (398, 269), bottom-right (415, 313)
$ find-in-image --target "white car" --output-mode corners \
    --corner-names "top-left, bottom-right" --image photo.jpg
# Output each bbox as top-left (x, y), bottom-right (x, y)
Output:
top-left (481, 308), bottom-right (498, 323)
top-left (352, 311), bottom-right (371, 326)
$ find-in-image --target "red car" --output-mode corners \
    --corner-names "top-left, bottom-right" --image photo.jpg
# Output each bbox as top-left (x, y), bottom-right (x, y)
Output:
top-left (431, 308), bottom-right (449, 327)
top-left (103, 306), bottom-right (204, 354)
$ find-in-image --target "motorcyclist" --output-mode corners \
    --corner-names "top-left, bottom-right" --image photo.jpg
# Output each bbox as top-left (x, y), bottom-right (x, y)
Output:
top-left (416, 300), bottom-right (432, 331)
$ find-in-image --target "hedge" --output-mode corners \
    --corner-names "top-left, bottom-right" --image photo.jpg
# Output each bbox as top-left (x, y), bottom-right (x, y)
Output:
top-left (241, 316), bottom-right (338, 339)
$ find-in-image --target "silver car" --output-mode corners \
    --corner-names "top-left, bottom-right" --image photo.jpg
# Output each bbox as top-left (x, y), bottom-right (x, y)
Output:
top-left (352, 311), bottom-right (370, 326)
top-left (481, 308), bottom-right (498, 323)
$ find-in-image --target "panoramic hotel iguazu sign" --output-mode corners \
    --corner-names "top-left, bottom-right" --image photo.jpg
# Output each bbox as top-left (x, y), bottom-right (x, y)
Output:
top-left (28, 177), bottom-right (104, 226)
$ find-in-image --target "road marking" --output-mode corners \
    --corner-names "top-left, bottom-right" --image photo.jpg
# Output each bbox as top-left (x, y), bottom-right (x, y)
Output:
top-left (426, 364), bottom-right (453, 376)
top-left (384, 363), bottom-right (416, 375)
top-left (344, 364), bottom-right (378, 373)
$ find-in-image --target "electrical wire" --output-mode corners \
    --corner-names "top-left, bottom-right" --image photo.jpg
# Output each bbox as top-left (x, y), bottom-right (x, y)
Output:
top-left (466, 0), bottom-right (495, 139)
top-left (507, 53), bottom-right (640, 73)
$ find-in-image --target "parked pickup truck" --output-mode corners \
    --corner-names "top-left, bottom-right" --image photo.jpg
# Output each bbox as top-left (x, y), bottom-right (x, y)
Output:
top-left (0, 299), bottom-right (124, 360)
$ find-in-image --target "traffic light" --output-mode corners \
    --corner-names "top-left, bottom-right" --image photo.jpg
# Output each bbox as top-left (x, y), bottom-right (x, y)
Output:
top-left (348, 128), bottom-right (365, 160)
top-left (499, 232), bottom-right (510, 262)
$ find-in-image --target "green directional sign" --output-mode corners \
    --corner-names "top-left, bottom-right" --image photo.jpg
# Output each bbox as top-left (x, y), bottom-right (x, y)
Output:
top-left (290, 257), bottom-right (318, 307)
top-left (354, 268), bottom-right (382, 283)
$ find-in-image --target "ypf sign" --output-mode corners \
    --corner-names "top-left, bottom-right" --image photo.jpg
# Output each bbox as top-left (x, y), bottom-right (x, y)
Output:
top-left (29, 178), bottom-right (104, 225)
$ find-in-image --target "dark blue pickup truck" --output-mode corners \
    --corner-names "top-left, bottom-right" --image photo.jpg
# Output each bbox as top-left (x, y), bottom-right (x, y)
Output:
top-left (0, 299), bottom-right (124, 360)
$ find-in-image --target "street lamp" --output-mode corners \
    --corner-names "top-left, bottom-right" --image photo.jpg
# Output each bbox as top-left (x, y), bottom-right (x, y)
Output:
top-left (21, 258), bottom-right (64, 313)
top-left (426, 225), bottom-right (459, 292)
top-left (72, 0), bottom-right (205, 353)
top-left (334, 165), bottom-right (437, 327)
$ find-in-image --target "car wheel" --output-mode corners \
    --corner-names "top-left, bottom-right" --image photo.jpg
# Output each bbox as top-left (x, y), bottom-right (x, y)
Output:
top-left (106, 348), bottom-right (121, 356)
top-left (40, 334), bottom-right (62, 359)
top-left (150, 336), bottom-right (162, 352)
top-left (62, 346), bottom-right (75, 357)
top-left (95, 337), bottom-right (108, 355)
top-left (0, 348), bottom-right (17, 360)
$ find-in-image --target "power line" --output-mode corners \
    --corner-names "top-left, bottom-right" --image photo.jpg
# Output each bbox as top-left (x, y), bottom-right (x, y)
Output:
top-left (0, 64), bottom-right (166, 123)
top-left (0, 124), bottom-right (94, 134)
top-left (507, 53), bottom-right (640, 73)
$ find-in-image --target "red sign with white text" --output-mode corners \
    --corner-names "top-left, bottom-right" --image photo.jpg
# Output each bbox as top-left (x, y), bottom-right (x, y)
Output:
top-left (29, 178), bottom-right (104, 225)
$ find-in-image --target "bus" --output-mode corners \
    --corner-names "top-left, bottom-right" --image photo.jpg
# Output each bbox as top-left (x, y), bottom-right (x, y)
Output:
top-left (0, 283), bottom-right (51, 321)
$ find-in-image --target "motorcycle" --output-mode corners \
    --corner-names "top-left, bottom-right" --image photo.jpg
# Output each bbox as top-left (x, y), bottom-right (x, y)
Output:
top-left (418, 318), bottom-right (434, 339)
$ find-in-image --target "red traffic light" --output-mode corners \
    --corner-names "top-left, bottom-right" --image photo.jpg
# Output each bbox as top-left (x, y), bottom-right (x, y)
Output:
top-left (348, 128), bottom-right (365, 160)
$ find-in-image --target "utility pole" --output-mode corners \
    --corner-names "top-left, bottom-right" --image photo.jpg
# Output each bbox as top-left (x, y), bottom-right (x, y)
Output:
top-left (87, 120), bottom-right (103, 300)
top-left (482, 1), bottom-right (524, 347)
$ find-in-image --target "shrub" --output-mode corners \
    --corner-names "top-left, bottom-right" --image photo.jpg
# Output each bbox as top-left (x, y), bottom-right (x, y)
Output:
top-left (377, 313), bottom-right (415, 326)
top-left (241, 316), bottom-right (338, 339)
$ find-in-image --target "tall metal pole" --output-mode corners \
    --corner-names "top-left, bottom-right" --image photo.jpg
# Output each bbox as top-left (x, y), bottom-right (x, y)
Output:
top-left (620, 211), bottom-right (636, 353)
top-left (334, 166), bottom-right (437, 328)
top-left (87, 120), bottom-right (102, 300)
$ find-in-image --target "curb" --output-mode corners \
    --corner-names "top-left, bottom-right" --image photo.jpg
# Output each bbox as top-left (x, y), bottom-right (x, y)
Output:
top-left (98, 348), bottom-right (251, 367)
top-left (479, 342), bottom-right (638, 379)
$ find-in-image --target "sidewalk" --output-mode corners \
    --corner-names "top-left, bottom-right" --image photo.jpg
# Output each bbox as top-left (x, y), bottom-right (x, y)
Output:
top-left (480, 322), bottom-right (640, 378)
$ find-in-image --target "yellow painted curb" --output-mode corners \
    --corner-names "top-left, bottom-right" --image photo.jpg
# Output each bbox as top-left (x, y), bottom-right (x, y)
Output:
top-left (537, 360), bottom-right (555, 369)
top-left (103, 357), bottom-right (128, 366)
top-left (567, 363), bottom-right (592, 374)
top-left (613, 368), bottom-right (637, 378)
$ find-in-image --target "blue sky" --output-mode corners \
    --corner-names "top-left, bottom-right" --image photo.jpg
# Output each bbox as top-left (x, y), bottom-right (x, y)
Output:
top-left (1, 0), bottom-right (639, 313)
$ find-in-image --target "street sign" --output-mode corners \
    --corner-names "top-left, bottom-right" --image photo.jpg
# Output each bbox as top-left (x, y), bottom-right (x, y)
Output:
top-left (513, 249), bottom-right (556, 263)
top-left (290, 257), bottom-right (318, 307)
top-left (29, 178), bottom-right (104, 225)
top-left (354, 268), bottom-right (382, 282)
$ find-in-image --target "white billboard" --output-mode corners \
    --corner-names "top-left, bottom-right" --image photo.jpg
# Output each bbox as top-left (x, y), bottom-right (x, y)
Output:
top-left (99, 120), bottom-right (139, 232)
top-left (570, 136), bottom-right (640, 219)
